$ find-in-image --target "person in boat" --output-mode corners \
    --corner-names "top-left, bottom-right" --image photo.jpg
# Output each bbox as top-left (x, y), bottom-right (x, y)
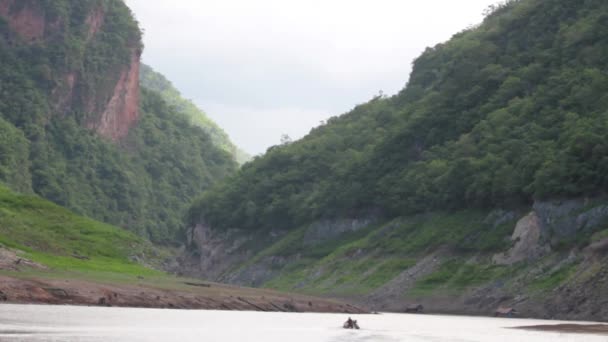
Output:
top-left (343, 317), bottom-right (360, 329)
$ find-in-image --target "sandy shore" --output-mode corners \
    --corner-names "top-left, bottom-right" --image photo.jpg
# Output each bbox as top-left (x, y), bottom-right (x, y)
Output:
top-left (515, 324), bottom-right (608, 335)
top-left (0, 275), bottom-right (366, 314)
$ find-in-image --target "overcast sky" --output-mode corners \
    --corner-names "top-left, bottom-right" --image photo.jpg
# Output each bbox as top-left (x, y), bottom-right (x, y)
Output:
top-left (125, 0), bottom-right (499, 155)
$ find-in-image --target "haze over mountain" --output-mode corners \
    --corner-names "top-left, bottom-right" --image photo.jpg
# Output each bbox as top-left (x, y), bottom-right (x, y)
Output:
top-left (126, 0), bottom-right (500, 155)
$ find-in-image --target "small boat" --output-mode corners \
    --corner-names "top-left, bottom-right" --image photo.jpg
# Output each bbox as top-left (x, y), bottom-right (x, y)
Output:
top-left (343, 319), bottom-right (360, 330)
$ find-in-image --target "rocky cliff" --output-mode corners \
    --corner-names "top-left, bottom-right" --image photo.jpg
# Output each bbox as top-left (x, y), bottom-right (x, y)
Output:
top-left (0, 0), bottom-right (238, 244)
top-left (0, 0), bottom-right (141, 141)
top-left (183, 198), bottom-right (608, 321)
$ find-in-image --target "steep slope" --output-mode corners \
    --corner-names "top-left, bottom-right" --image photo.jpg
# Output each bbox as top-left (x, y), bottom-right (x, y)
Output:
top-left (0, 184), bottom-right (158, 274)
top-left (186, 0), bottom-right (608, 321)
top-left (0, 0), bottom-right (237, 244)
top-left (140, 64), bottom-right (250, 164)
top-left (0, 184), bottom-right (362, 314)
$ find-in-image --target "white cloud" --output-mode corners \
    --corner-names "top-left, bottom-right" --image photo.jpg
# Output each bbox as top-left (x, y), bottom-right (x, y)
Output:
top-left (126, 0), bottom-right (499, 154)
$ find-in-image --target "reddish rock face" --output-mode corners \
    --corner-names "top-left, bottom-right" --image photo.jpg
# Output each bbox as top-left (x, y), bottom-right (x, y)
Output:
top-left (0, 0), bottom-right (140, 142)
top-left (0, 0), bottom-right (46, 42)
top-left (88, 51), bottom-right (141, 142)
top-left (85, 6), bottom-right (105, 41)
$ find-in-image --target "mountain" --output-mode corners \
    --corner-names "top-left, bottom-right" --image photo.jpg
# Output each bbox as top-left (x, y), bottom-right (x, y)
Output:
top-left (139, 64), bottom-right (251, 164)
top-left (185, 0), bottom-right (608, 321)
top-left (0, 184), bottom-right (362, 313)
top-left (0, 0), bottom-right (237, 244)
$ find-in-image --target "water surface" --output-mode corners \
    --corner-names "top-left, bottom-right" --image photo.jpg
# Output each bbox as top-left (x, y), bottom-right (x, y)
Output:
top-left (0, 304), bottom-right (603, 341)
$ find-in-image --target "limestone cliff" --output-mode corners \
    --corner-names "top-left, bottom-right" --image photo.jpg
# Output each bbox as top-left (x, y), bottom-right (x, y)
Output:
top-left (0, 0), bottom-right (141, 141)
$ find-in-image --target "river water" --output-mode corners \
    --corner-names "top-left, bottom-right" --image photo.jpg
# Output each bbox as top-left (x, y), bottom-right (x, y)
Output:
top-left (0, 304), bottom-right (604, 341)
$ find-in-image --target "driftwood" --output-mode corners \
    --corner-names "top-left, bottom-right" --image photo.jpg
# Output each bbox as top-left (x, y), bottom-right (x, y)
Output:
top-left (495, 307), bottom-right (518, 317)
top-left (404, 304), bottom-right (424, 313)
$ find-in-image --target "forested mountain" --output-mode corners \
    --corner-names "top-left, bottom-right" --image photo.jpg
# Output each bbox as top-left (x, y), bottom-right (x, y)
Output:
top-left (139, 64), bottom-right (250, 164)
top-left (185, 0), bottom-right (608, 320)
top-left (0, 0), bottom-right (237, 244)
top-left (190, 0), bottom-right (608, 231)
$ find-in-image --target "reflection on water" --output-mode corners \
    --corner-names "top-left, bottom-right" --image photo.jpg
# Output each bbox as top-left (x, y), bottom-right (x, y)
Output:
top-left (0, 304), bottom-right (604, 342)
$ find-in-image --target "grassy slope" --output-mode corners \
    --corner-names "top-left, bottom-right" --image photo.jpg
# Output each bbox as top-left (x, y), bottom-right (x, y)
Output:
top-left (0, 185), bottom-right (366, 314)
top-left (247, 206), bottom-right (606, 301)
top-left (0, 184), bottom-right (161, 276)
top-left (259, 210), bottom-right (515, 296)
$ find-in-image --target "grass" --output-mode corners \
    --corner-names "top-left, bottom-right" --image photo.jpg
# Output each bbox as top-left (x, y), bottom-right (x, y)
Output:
top-left (0, 184), bottom-right (162, 278)
top-left (591, 229), bottom-right (608, 242)
top-left (259, 210), bottom-right (518, 296)
top-left (364, 211), bottom-right (515, 255)
top-left (527, 262), bottom-right (579, 292)
top-left (265, 255), bottom-right (416, 296)
top-left (409, 259), bottom-right (513, 296)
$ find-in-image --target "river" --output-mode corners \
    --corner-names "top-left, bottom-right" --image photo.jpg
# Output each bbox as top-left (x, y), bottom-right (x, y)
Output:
top-left (0, 304), bottom-right (604, 341)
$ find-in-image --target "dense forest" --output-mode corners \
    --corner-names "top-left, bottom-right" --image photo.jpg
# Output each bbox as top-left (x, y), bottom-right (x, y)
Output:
top-left (0, 0), bottom-right (237, 244)
top-left (190, 0), bottom-right (608, 232)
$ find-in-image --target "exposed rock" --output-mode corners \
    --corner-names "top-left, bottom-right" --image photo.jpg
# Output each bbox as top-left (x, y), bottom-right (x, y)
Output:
top-left (493, 212), bottom-right (550, 265)
top-left (224, 255), bottom-right (297, 287)
top-left (365, 250), bottom-right (446, 311)
top-left (484, 209), bottom-right (517, 228)
top-left (303, 218), bottom-right (374, 246)
top-left (183, 223), bottom-right (257, 280)
top-left (87, 50), bottom-right (141, 141)
top-left (587, 238), bottom-right (608, 255)
top-left (534, 199), bottom-right (585, 238)
top-left (529, 199), bottom-right (608, 243)
top-left (576, 205), bottom-right (608, 233)
top-left (0, 0), bottom-right (142, 142)
top-left (44, 288), bottom-right (69, 298)
top-left (85, 6), bottom-right (105, 41)
top-left (0, 0), bottom-right (46, 42)
top-left (0, 247), bottom-right (46, 271)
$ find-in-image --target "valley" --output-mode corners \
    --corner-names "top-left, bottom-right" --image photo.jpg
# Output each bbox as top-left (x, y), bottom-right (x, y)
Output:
top-left (0, 0), bottom-right (607, 324)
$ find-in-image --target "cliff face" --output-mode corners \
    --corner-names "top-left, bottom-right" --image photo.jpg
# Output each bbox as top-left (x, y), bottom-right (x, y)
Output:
top-left (184, 199), bottom-right (608, 322)
top-left (0, 0), bottom-right (141, 141)
top-left (87, 50), bottom-right (140, 141)
top-left (0, 0), bottom-right (47, 42)
top-left (0, 0), bottom-right (238, 244)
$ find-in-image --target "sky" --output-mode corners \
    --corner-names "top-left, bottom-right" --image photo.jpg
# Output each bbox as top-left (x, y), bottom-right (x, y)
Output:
top-left (125, 0), bottom-right (500, 155)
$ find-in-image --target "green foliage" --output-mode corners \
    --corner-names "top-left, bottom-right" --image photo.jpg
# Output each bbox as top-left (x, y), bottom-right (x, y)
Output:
top-left (0, 117), bottom-right (31, 193)
top-left (139, 64), bottom-right (250, 164)
top-left (191, 0), bottom-right (608, 233)
top-left (411, 260), bottom-right (512, 296)
top-left (0, 1), bottom-right (237, 244)
top-left (260, 210), bottom-right (515, 295)
top-left (0, 184), bottom-right (158, 275)
top-left (527, 262), bottom-right (578, 292)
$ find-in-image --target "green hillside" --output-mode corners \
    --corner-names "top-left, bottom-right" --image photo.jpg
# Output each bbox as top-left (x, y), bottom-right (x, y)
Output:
top-left (0, 184), bottom-right (159, 275)
top-left (190, 0), bottom-right (608, 232)
top-left (185, 0), bottom-right (608, 320)
top-left (139, 64), bottom-right (251, 164)
top-left (0, 0), bottom-right (237, 244)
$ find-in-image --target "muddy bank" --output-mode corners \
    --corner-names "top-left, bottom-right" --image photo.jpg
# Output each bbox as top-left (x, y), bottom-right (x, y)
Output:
top-left (0, 275), bottom-right (366, 314)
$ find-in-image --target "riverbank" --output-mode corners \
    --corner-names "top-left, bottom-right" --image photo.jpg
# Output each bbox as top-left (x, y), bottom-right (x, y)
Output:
top-left (515, 324), bottom-right (608, 335)
top-left (0, 274), bottom-right (366, 313)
